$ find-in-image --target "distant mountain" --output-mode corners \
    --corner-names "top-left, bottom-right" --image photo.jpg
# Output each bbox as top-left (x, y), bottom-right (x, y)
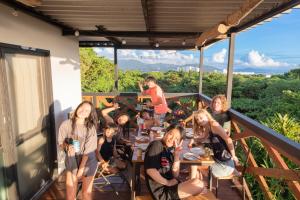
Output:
top-left (234, 66), bottom-right (296, 74)
top-left (118, 59), bottom-right (220, 72)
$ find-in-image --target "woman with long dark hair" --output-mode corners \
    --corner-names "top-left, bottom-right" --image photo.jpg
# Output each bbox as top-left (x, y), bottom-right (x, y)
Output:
top-left (58, 101), bottom-right (98, 200)
top-left (144, 124), bottom-right (206, 200)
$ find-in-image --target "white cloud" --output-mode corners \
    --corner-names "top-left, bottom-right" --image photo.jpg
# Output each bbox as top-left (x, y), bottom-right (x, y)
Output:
top-left (93, 48), bottom-right (199, 65)
top-left (212, 48), bottom-right (227, 63)
top-left (236, 50), bottom-right (290, 67)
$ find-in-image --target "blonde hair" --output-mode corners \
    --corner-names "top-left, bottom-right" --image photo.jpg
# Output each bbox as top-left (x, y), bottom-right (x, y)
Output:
top-left (211, 94), bottom-right (229, 112)
top-left (193, 109), bottom-right (216, 139)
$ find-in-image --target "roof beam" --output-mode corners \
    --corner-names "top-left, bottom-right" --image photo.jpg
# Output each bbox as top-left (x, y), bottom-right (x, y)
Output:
top-left (141, 0), bottom-right (153, 46)
top-left (232, 0), bottom-right (300, 32)
top-left (16, 0), bottom-right (41, 7)
top-left (95, 25), bottom-right (121, 46)
top-left (79, 41), bottom-right (195, 50)
top-left (0, 0), bottom-right (72, 30)
top-left (196, 0), bottom-right (263, 46)
top-left (63, 30), bottom-right (201, 38)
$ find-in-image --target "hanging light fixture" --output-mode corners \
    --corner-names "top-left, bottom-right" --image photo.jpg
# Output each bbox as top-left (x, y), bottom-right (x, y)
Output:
top-left (155, 42), bottom-right (159, 48)
top-left (122, 39), bottom-right (126, 45)
top-left (195, 45), bottom-right (198, 49)
top-left (74, 30), bottom-right (80, 37)
top-left (182, 40), bottom-right (186, 46)
top-left (12, 9), bottom-right (18, 17)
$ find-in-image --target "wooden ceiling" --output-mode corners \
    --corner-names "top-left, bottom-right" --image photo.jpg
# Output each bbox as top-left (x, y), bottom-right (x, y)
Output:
top-left (2, 0), bottom-right (300, 49)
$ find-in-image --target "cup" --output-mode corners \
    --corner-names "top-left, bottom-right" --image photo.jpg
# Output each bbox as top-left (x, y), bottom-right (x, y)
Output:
top-left (72, 140), bottom-right (80, 153)
top-left (137, 148), bottom-right (143, 157)
top-left (204, 147), bottom-right (210, 158)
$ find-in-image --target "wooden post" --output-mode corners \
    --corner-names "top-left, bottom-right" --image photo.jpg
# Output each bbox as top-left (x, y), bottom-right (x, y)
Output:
top-left (198, 47), bottom-right (204, 94)
top-left (114, 47), bottom-right (118, 91)
top-left (226, 33), bottom-right (235, 107)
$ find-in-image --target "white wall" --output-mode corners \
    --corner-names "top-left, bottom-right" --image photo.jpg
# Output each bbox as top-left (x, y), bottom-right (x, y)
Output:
top-left (0, 4), bottom-right (82, 173)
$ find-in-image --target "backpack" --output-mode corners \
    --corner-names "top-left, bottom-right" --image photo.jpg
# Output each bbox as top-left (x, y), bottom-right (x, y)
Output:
top-left (209, 133), bottom-right (232, 162)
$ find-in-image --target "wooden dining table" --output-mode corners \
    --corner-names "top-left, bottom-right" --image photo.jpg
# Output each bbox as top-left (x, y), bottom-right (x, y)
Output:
top-left (130, 132), bottom-right (215, 200)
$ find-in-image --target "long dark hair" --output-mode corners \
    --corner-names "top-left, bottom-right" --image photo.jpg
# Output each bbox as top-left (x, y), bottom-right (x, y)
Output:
top-left (71, 101), bottom-right (98, 133)
top-left (164, 123), bottom-right (184, 140)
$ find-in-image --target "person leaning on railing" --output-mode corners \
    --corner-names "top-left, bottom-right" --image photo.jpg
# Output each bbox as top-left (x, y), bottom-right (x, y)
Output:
top-left (188, 109), bottom-right (239, 179)
top-left (209, 94), bottom-right (231, 135)
top-left (144, 124), bottom-right (206, 200)
top-left (58, 101), bottom-right (98, 200)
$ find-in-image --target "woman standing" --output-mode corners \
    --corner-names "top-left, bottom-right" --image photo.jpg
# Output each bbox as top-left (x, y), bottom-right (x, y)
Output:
top-left (58, 101), bottom-right (98, 200)
top-left (144, 124), bottom-right (205, 200)
top-left (210, 94), bottom-right (231, 134)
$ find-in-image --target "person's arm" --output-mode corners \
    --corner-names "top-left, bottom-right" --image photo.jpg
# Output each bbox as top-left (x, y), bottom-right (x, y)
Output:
top-left (96, 137), bottom-right (105, 162)
top-left (138, 81), bottom-right (144, 93)
top-left (101, 103), bottom-right (119, 125)
top-left (188, 138), bottom-right (194, 148)
top-left (146, 169), bottom-right (178, 186)
top-left (211, 122), bottom-right (238, 163)
top-left (172, 140), bottom-right (182, 178)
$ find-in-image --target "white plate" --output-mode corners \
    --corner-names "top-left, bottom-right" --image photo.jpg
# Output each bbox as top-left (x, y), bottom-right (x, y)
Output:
top-left (151, 127), bottom-right (164, 131)
top-left (183, 152), bottom-right (199, 161)
top-left (136, 143), bottom-right (149, 151)
top-left (190, 147), bottom-right (205, 156)
top-left (185, 128), bottom-right (193, 133)
top-left (135, 136), bottom-right (149, 142)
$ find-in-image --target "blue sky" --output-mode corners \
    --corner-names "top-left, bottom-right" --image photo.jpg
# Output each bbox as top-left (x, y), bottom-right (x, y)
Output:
top-left (94, 8), bottom-right (300, 70)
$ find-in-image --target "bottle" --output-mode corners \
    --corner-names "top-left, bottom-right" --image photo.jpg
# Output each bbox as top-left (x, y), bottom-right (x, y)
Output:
top-left (137, 116), bottom-right (144, 136)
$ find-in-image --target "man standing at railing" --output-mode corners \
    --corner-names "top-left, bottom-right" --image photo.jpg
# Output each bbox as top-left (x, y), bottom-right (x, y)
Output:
top-left (139, 76), bottom-right (168, 125)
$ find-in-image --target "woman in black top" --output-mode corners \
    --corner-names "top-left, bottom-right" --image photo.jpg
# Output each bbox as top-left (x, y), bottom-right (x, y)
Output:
top-left (144, 124), bottom-right (206, 200)
top-left (96, 124), bottom-right (126, 174)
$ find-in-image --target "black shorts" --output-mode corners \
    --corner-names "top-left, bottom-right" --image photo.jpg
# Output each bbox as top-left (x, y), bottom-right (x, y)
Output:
top-left (148, 183), bottom-right (180, 200)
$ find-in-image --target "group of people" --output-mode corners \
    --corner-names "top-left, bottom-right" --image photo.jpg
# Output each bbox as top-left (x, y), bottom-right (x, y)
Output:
top-left (58, 76), bottom-right (238, 200)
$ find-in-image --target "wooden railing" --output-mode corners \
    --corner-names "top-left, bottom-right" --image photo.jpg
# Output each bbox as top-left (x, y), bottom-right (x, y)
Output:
top-left (82, 92), bottom-right (300, 199)
top-left (198, 93), bottom-right (300, 200)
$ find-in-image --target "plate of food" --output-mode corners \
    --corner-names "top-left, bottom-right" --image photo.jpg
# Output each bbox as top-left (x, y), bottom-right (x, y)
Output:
top-left (136, 143), bottom-right (149, 151)
top-left (190, 147), bottom-right (205, 156)
top-left (151, 127), bottom-right (164, 132)
top-left (183, 152), bottom-right (200, 161)
top-left (135, 136), bottom-right (149, 143)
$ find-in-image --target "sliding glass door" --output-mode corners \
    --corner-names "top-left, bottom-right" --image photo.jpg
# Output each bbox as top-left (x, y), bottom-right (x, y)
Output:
top-left (0, 43), bottom-right (55, 200)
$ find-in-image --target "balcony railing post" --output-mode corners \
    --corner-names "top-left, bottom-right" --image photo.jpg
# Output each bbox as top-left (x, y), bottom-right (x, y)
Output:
top-left (226, 32), bottom-right (236, 107)
top-left (199, 47), bottom-right (204, 94)
top-left (114, 47), bottom-right (118, 91)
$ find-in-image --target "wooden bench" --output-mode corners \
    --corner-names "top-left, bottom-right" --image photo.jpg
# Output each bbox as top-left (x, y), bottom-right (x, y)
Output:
top-left (135, 191), bottom-right (217, 200)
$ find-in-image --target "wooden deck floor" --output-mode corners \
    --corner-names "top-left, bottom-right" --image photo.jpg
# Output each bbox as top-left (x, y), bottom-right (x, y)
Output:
top-left (40, 166), bottom-right (245, 200)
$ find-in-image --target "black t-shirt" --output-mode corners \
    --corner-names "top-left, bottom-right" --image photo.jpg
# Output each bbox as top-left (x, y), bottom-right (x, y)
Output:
top-left (100, 137), bottom-right (115, 162)
top-left (144, 140), bottom-right (175, 199)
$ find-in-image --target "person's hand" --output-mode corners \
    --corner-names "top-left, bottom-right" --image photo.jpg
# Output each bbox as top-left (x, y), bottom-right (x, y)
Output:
top-left (113, 103), bottom-right (120, 109)
top-left (138, 81), bottom-right (144, 87)
top-left (167, 178), bottom-right (178, 186)
top-left (232, 155), bottom-right (240, 166)
top-left (188, 142), bottom-right (193, 149)
top-left (174, 140), bottom-right (183, 159)
top-left (66, 145), bottom-right (75, 156)
top-left (146, 101), bottom-right (152, 107)
top-left (76, 167), bottom-right (84, 180)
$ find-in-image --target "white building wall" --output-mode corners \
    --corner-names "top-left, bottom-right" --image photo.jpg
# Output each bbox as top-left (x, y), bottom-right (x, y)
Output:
top-left (0, 4), bottom-right (82, 173)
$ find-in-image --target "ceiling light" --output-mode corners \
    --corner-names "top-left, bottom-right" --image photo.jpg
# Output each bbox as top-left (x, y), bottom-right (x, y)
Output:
top-left (74, 30), bottom-right (80, 37)
top-left (12, 9), bottom-right (18, 17)
top-left (122, 39), bottom-right (126, 45)
top-left (195, 45), bottom-right (198, 50)
top-left (182, 40), bottom-right (186, 46)
top-left (155, 43), bottom-right (159, 48)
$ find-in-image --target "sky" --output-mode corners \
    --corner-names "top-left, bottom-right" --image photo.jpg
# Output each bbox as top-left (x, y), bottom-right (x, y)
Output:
top-left (94, 8), bottom-right (300, 71)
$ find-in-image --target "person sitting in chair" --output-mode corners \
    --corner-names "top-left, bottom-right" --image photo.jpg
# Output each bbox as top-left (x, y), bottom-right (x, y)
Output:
top-left (96, 124), bottom-right (126, 174)
top-left (144, 124), bottom-right (206, 200)
top-left (140, 110), bottom-right (160, 130)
